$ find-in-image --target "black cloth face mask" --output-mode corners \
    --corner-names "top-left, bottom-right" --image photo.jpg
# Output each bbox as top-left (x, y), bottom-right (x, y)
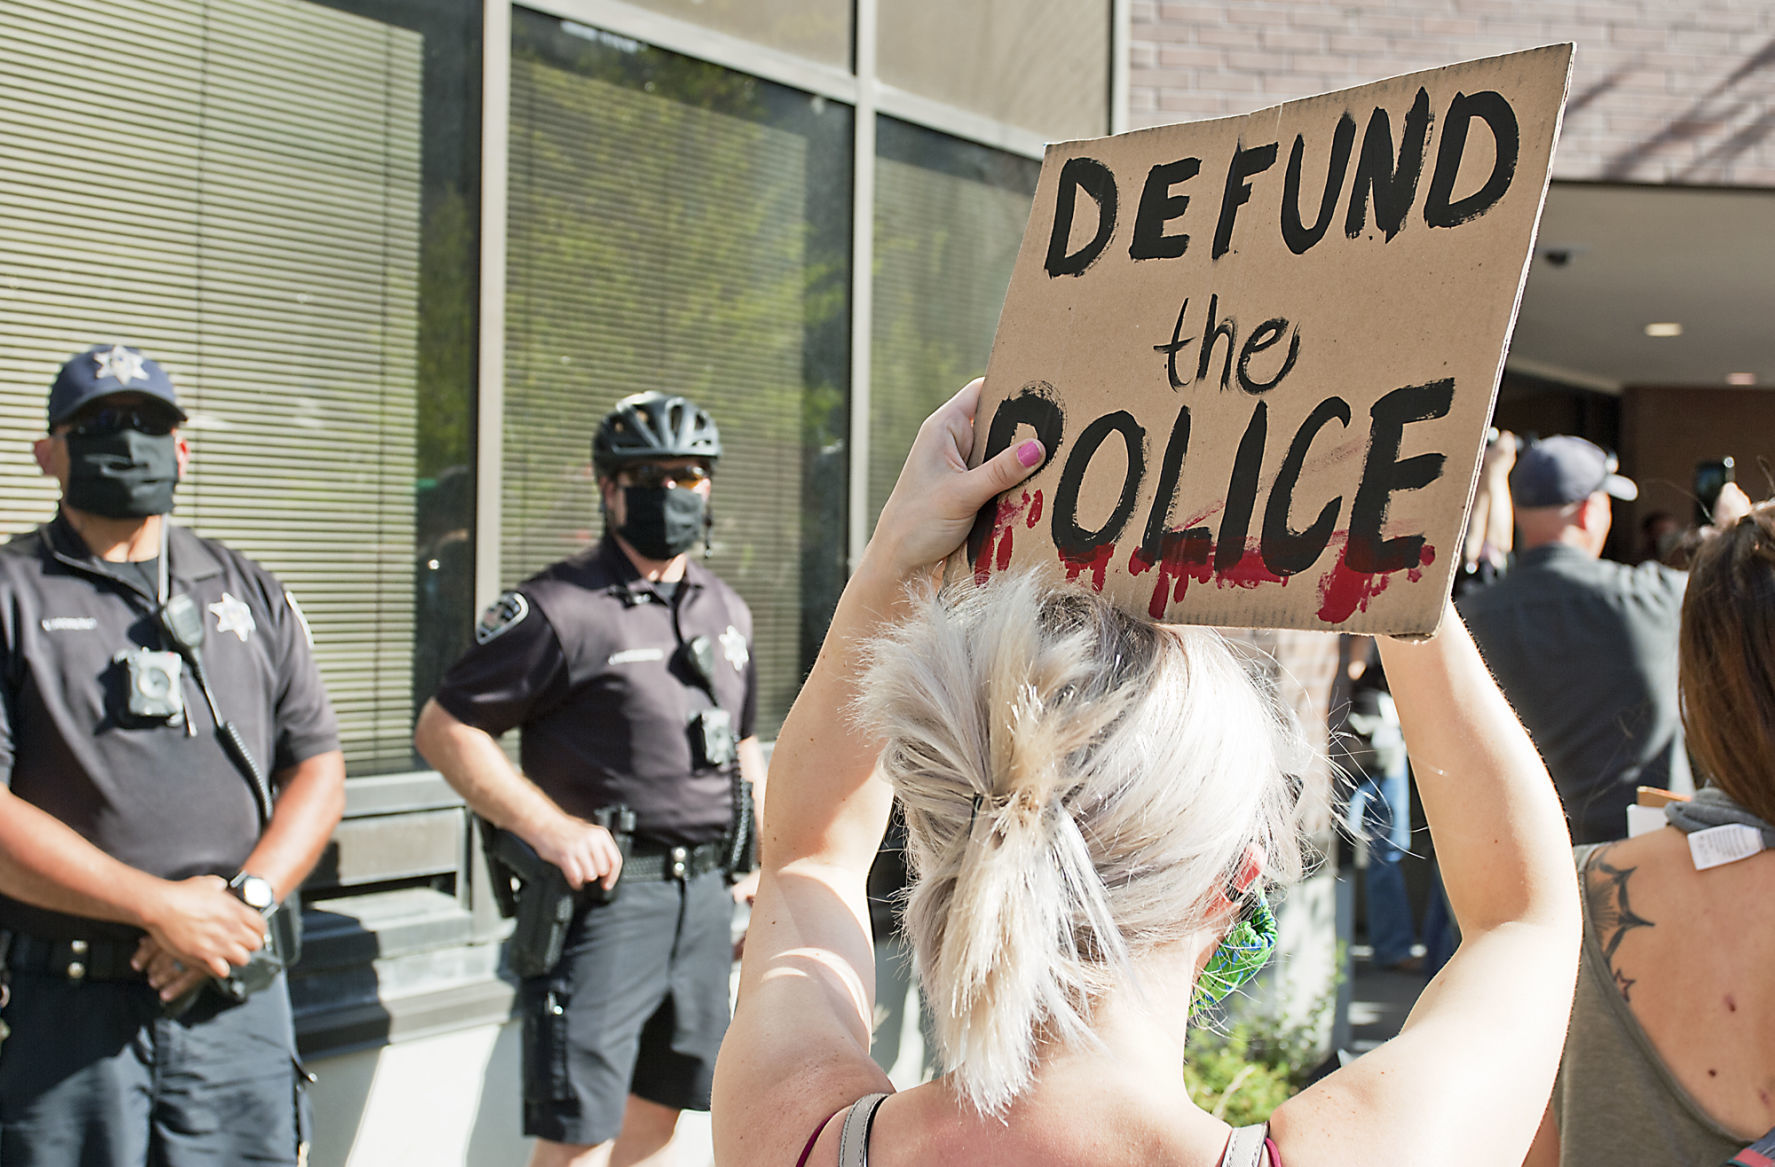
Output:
top-left (617, 485), bottom-right (705, 560)
top-left (64, 429), bottom-right (180, 518)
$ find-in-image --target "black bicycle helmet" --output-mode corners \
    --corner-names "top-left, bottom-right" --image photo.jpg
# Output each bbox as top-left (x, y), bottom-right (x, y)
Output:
top-left (592, 391), bottom-right (722, 474)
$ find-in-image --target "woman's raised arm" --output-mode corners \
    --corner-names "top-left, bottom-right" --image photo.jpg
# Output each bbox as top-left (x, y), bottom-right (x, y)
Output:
top-left (1275, 610), bottom-right (1580, 1167)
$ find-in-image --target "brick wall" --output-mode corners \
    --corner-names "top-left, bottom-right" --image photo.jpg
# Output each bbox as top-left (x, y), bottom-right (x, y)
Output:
top-left (1131, 0), bottom-right (1775, 186)
top-left (1619, 384), bottom-right (1775, 539)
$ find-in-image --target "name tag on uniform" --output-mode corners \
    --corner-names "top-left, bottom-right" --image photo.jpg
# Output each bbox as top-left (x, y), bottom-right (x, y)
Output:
top-left (1688, 823), bottom-right (1765, 870)
top-left (607, 648), bottom-right (666, 666)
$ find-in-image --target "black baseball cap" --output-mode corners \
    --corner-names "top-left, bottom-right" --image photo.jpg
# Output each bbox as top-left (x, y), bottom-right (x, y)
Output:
top-left (1509, 436), bottom-right (1638, 508)
top-left (47, 344), bottom-right (187, 428)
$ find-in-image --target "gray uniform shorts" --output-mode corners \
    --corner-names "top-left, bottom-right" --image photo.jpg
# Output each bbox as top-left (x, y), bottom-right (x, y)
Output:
top-left (520, 868), bottom-right (733, 1146)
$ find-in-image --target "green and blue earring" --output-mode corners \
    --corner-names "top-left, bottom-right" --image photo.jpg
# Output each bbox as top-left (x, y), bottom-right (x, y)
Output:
top-left (1189, 891), bottom-right (1278, 1019)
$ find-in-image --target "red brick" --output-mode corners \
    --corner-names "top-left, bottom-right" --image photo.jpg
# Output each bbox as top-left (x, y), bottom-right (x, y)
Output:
top-left (1156, 89), bottom-right (1233, 113)
top-left (1223, 5), bottom-right (1274, 25)
top-left (1287, 7), bottom-right (1353, 31)
top-left (1263, 73), bottom-right (1334, 97)
top-left (1260, 27), bottom-right (1326, 51)
top-left (1157, 3), bottom-right (1228, 25)
top-left (1327, 32), bottom-right (1392, 54)
top-left (1420, 15), bottom-right (1483, 36)
top-left (1159, 44), bottom-right (1227, 68)
top-left (1209, 70), bottom-right (1266, 92)
top-left (1609, 24), bottom-right (1672, 47)
top-left (1290, 51), bottom-right (1353, 73)
top-left (1194, 24), bottom-right (1262, 48)
top-left (1352, 13), bottom-right (1419, 35)
top-left (1225, 49), bottom-right (1280, 72)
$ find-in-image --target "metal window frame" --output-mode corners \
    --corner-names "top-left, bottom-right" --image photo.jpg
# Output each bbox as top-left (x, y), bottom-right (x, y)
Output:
top-left (489, 0), bottom-right (1114, 575)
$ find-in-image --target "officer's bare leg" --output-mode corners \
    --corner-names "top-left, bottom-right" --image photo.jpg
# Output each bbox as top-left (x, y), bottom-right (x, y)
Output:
top-left (527, 1098), bottom-right (680, 1167)
top-left (610, 1095), bottom-right (681, 1167)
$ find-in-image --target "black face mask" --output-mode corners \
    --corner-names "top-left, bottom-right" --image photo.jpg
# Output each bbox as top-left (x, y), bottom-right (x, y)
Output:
top-left (64, 429), bottom-right (180, 518)
top-left (617, 485), bottom-right (705, 560)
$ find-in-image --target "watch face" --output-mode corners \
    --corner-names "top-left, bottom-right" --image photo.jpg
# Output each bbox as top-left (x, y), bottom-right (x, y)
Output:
top-left (234, 875), bottom-right (275, 912)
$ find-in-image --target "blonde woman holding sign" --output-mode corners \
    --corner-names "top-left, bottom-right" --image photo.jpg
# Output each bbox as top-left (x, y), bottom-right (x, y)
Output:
top-left (713, 380), bottom-right (1578, 1167)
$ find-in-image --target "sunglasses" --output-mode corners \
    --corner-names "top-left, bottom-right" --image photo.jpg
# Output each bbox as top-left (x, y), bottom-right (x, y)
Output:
top-left (65, 405), bottom-right (180, 438)
top-left (624, 463), bottom-right (710, 489)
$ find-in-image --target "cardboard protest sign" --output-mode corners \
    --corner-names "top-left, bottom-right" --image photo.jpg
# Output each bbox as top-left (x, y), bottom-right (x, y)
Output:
top-left (955, 46), bottom-right (1572, 635)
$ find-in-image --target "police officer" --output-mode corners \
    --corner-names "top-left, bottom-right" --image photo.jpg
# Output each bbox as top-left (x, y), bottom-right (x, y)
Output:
top-left (415, 391), bottom-right (765, 1167)
top-left (0, 344), bottom-right (345, 1165)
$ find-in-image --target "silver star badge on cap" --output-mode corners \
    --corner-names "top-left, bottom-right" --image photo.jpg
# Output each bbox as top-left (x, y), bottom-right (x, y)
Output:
top-left (91, 345), bottom-right (148, 386)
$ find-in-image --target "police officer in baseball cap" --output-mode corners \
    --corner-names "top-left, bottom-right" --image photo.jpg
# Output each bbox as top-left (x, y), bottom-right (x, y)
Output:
top-left (0, 344), bottom-right (345, 1165)
top-left (418, 391), bottom-right (764, 1167)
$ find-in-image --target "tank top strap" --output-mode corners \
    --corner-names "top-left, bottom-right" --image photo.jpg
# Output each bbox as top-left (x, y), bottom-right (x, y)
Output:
top-left (836, 1092), bottom-right (891, 1167)
top-left (1218, 1123), bottom-right (1273, 1167)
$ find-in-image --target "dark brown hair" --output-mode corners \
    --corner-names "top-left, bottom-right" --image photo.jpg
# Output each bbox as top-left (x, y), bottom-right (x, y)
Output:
top-left (1679, 502), bottom-right (1775, 824)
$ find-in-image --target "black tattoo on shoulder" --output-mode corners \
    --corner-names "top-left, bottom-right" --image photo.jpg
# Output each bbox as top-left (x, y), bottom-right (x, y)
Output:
top-left (1587, 847), bottom-right (1654, 1003)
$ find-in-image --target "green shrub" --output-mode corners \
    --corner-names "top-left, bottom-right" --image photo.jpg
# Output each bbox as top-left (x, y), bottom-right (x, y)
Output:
top-left (1185, 968), bottom-right (1341, 1124)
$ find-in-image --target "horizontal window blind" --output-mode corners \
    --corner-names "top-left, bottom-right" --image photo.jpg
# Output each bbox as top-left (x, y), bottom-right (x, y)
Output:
top-left (0, 0), bottom-right (423, 773)
top-left (869, 117), bottom-right (1039, 530)
top-left (505, 15), bottom-right (852, 737)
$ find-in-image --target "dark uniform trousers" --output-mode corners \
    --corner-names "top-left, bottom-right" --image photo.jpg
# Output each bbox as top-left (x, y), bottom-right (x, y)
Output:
top-left (0, 971), bottom-right (308, 1167)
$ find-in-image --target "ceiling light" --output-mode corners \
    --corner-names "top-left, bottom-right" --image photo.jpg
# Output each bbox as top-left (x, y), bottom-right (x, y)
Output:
top-left (1726, 372), bottom-right (1756, 386)
top-left (1644, 322), bottom-right (1683, 337)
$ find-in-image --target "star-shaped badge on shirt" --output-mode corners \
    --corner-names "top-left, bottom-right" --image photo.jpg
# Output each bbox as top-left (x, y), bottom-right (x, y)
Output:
top-left (91, 345), bottom-right (148, 386)
top-left (209, 592), bottom-right (256, 642)
top-left (720, 624), bottom-right (748, 671)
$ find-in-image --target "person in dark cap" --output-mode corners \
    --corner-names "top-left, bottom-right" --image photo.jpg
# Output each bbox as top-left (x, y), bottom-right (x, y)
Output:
top-left (0, 344), bottom-right (345, 1165)
top-left (415, 391), bottom-right (764, 1167)
top-left (1459, 435), bottom-right (1688, 843)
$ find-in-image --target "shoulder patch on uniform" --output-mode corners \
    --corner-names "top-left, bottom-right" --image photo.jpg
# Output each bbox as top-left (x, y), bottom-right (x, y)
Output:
top-left (476, 591), bottom-right (530, 645)
top-left (285, 589), bottom-right (315, 647)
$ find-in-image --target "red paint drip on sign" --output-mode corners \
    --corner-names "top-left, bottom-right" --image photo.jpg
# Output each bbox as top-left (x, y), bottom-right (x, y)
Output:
top-left (1061, 543), bottom-right (1115, 592)
top-left (1214, 539), bottom-right (1288, 589)
top-left (1315, 539), bottom-right (1437, 624)
top-left (1027, 490), bottom-right (1044, 528)
top-left (971, 494), bottom-right (1030, 585)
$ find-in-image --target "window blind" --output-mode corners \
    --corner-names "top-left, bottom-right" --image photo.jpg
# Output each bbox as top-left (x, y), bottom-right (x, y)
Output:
top-left (0, 0), bottom-right (423, 773)
top-left (868, 117), bottom-right (1039, 529)
top-left (505, 16), bottom-right (851, 737)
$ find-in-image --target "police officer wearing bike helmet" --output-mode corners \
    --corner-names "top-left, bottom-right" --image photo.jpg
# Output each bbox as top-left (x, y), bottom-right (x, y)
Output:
top-left (0, 345), bottom-right (345, 1166)
top-left (417, 391), bottom-right (764, 1167)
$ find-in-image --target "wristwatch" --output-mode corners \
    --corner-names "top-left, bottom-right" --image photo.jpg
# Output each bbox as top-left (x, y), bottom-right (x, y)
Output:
top-left (228, 871), bottom-right (278, 917)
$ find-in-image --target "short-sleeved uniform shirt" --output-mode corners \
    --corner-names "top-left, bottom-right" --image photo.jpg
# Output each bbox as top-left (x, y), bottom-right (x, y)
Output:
top-left (1459, 543), bottom-right (1687, 844)
top-left (0, 514), bottom-right (340, 941)
top-left (432, 535), bottom-right (756, 847)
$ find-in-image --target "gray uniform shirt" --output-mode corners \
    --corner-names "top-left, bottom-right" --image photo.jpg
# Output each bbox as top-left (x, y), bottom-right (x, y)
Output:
top-left (1459, 544), bottom-right (1687, 844)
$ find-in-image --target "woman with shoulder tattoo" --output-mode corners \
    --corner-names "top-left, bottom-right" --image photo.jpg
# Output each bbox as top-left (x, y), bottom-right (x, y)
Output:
top-left (1528, 487), bottom-right (1775, 1166)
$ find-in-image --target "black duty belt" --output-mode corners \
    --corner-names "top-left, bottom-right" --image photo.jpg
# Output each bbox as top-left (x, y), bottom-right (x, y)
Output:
top-left (621, 840), bottom-right (728, 882)
top-left (4, 931), bottom-right (143, 982)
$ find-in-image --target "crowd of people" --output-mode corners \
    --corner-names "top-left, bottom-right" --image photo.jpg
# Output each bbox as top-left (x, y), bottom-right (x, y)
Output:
top-left (0, 342), bottom-right (1766, 1167)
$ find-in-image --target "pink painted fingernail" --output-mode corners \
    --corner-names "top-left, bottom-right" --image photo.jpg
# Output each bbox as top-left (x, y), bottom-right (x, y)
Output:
top-left (1017, 440), bottom-right (1043, 467)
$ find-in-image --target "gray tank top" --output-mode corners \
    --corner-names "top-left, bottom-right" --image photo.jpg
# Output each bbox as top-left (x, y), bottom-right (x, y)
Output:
top-left (1550, 844), bottom-right (1743, 1164)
